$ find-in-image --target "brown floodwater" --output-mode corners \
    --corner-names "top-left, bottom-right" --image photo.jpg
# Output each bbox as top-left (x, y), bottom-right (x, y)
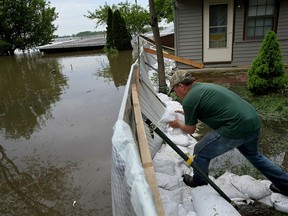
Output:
top-left (0, 50), bottom-right (133, 216)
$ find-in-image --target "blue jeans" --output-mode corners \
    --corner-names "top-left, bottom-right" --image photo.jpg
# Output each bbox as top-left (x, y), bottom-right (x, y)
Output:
top-left (193, 129), bottom-right (288, 193)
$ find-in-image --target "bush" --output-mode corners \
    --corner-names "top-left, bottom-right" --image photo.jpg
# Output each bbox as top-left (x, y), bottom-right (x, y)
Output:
top-left (247, 31), bottom-right (288, 94)
top-left (0, 40), bottom-right (12, 55)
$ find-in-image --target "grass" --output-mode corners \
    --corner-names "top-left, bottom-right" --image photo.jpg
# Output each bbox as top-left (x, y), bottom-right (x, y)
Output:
top-left (230, 84), bottom-right (288, 122)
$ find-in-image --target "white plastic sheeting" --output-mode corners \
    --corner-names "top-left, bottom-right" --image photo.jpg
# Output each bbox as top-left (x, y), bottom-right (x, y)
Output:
top-left (111, 120), bottom-right (157, 216)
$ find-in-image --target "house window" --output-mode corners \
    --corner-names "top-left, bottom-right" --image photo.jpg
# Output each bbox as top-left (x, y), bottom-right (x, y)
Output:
top-left (209, 4), bottom-right (228, 48)
top-left (246, 0), bottom-right (278, 39)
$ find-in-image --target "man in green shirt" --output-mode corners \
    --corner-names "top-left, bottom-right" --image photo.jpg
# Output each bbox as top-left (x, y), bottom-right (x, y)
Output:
top-left (168, 70), bottom-right (288, 196)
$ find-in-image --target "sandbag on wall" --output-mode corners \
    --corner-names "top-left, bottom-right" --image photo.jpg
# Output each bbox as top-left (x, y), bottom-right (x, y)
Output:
top-left (191, 186), bottom-right (241, 216)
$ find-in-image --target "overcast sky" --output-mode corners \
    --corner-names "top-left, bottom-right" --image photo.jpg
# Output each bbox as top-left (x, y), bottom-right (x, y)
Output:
top-left (49, 0), bottom-right (149, 36)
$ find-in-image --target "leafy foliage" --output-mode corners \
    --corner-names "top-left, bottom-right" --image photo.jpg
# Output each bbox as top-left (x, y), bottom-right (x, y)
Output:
top-left (0, 0), bottom-right (58, 55)
top-left (247, 31), bottom-right (288, 94)
top-left (155, 0), bottom-right (174, 22)
top-left (74, 31), bottom-right (105, 37)
top-left (86, 2), bottom-right (150, 36)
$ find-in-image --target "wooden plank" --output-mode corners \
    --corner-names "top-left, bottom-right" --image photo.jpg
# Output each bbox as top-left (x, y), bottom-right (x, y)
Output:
top-left (144, 47), bottom-right (204, 69)
top-left (131, 84), bottom-right (165, 216)
top-left (135, 66), bottom-right (140, 96)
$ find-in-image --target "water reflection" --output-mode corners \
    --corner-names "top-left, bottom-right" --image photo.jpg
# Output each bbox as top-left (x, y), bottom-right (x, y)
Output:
top-left (0, 53), bottom-right (68, 139)
top-left (0, 144), bottom-right (100, 215)
top-left (96, 50), bottom-right (133, 87)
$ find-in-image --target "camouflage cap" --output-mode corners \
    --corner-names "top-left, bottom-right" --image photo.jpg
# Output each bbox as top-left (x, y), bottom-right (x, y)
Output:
top-left (168, 70), bottom-right (195, 94)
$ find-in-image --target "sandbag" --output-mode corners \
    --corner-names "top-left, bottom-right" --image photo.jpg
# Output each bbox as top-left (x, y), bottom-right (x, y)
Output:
top-left (230, 175), bottom-right (271, 200)
top-left (155, 171), bottom-right (183, 190)
top-left (153, 152), bottom-right (176, 175)
top-left (214, 172), bottom-right (251, 203)
top-left (191, 185), bottom-right (241, 216)
top-left (271, 193), bottom-right (288, 213)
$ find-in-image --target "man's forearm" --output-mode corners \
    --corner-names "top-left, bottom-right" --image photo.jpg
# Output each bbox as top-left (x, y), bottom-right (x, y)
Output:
top-left (179, 123), bottom-right (196, 134)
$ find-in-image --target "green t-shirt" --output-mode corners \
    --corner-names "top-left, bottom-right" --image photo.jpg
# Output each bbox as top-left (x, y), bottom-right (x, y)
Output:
top-left (183, 82), bottom-right (261, 138)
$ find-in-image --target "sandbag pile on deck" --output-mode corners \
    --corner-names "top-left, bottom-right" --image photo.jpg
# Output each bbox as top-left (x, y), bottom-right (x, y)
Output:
top-left (152, 93), bottom-right (288, 216)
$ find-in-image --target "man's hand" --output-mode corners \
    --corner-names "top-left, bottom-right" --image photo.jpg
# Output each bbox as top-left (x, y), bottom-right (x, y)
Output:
top-left (175, 110), bottom-right (184, 115)
top-left (168, 117), bottom-right (182, 128)
top-left (169, 117), bottom-right (196, 134)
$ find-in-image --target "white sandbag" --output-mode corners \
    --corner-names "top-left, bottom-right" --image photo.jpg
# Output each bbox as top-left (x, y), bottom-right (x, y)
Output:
top-left (165, 128), bottom-right (191, 147)
top-left (258, 195), bottom-right (273, 207)
top-left (178, 204), bottom-right (190, 215)
top-left (159, 105), bottom-right (185, 126)
top-left (186, 212), bottom-right (197, 216)
top-left (230, 175), bottom-right (272, 200)
top-left (161, 199), bottom-right (179, 216)
top-left (163, 100), bottom-right (183, 111)
top-left (155, 172), bottom-right (183, 190)
top-left (177, 145), bottom-right (195, 156)
top-left (214, 172), bottom-right (250, 202)
top-left (180, 163), bottom-right (193, 176)
top-left (152, 133), bottom-right (164, 149)
top-left (159, 187), bottom-right (183, 204)
top-left (159, 187), bottom-right (197, 216)
top-left (157, 93), bottom-right (173, 103)
top-left (182, 186), bottom-right (196, 213)
top-left (271, 193), bottom-right (288, 213)
top-left (191, 185), bottom-right (241, 216)
top-left (153, 152), bottom-right (176, 175)
top-left (158, 144), bottom-right (183, 163)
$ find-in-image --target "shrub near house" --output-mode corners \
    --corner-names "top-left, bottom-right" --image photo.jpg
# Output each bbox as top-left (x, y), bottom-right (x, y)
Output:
top-left (247, 31), bottom-right (288, 94)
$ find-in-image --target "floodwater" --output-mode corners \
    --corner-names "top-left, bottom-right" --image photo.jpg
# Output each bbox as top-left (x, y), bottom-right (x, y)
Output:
top-left (0, 50), bottom-right (133, 215)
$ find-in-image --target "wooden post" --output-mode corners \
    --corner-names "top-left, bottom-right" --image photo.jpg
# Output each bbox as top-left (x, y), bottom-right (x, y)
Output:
top-left (135, 66), bottom-right (140, 95)
top-left (131, 84), bottom-right (164, 216)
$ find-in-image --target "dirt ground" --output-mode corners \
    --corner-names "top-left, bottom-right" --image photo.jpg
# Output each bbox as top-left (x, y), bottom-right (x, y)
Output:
top-left (188, 68), bottom-right (249, 85)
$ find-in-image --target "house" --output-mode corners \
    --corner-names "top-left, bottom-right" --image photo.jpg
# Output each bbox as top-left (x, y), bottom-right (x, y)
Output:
top-left (173, 0), bottom-right (288, 69)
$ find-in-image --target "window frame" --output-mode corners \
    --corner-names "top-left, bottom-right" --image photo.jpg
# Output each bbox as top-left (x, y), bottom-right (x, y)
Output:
top-left (244, 0), bottom-right (279, 40)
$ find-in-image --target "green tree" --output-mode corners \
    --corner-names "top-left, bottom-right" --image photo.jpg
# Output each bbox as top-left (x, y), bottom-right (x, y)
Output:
top-left (87, 1), bottom-right (168, 92)
top-left (112, 10), bottom-right (132, 51)
top-left (106, 7), bottom-right (114, 49)
top-left (155, 0), bottom-right (174, 23)
top-left (0, 0), bottom-right (58, 55)
top-left (247, 31), bottom-right (288, 94)
top-left (87, 2), bottom-right (150, 36)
